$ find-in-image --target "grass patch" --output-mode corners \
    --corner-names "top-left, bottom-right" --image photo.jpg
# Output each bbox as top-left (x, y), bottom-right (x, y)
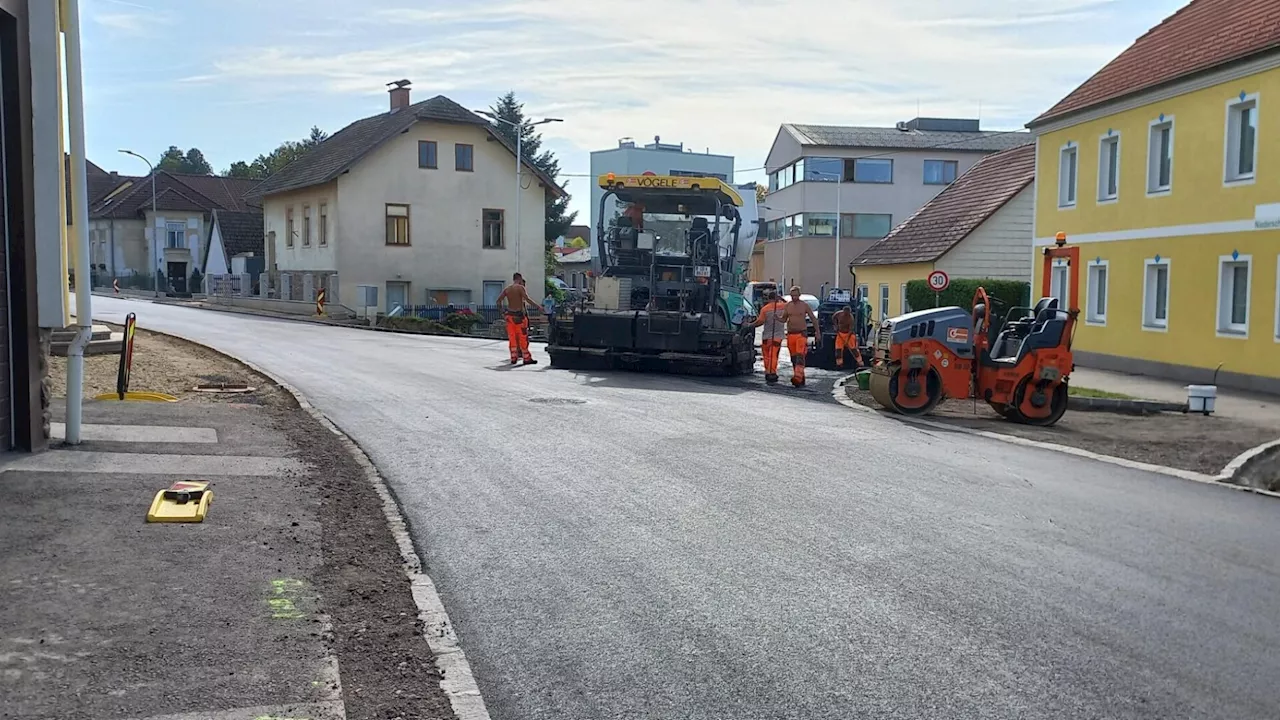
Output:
top-left (1069, 386), bottom-right (1135, 400)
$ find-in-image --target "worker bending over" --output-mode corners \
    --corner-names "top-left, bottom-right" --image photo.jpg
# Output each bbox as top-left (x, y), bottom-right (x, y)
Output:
top-left (832, 304), bottom-right (864, 369)
top-left (750, 289), bottom-right (788, 384)
top-left (782, 286), bottom-right (819, 387)
top-left (498, 272), bottom-right (539, 365)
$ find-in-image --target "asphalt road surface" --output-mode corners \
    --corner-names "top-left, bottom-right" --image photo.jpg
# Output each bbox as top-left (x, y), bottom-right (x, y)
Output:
top-left (88, 296), bottom-right (1280, 720)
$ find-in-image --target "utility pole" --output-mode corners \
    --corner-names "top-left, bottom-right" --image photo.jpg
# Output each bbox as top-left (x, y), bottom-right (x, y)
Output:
top-left (119, 149), bottom-right (157, 297)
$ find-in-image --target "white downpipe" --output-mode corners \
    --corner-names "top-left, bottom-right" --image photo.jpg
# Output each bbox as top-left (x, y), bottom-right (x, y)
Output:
top-left (64, 0), bottom-right (93, 445)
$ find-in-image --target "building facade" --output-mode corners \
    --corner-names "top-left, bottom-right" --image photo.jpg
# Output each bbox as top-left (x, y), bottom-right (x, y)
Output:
top-left (762, 119), bottom-right (1031, 295)
top-left (588, 137), bottom-right (734, 245)
top-left (854, 145), bottom-right (1036, 321)
top-left (1028, 0), bottom-right (1280, 393)
top-left (253, 84), bottom-right (563, 311)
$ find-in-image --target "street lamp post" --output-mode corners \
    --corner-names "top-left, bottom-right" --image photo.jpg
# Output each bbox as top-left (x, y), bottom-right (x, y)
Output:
top-left (118, 149), bottom-right (158, 297)
top-left (474, 111), bottom-right (562, 277)
top-left (808, 169), bottom-right (842, 290)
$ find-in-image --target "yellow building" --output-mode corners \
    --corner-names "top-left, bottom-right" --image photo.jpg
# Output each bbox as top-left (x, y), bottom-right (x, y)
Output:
top-left (1028, 0), bottom-right (1280, 393)
top-left (853, 145), bottom-right (1035, 320)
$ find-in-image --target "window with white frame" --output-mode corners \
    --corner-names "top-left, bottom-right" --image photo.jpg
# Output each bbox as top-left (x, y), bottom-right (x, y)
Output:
top-left (1217, 255), bottom-right (1251, 336)
top-left (1147, 118), bottom-right (1174, 193)
top-left (1098, 134), bottom-right (1120, 201)
top-left (1225, 94), bottom-right (1258, 183)
top-left (900, 283), bottom-right (910, 314)
top-left (1086, 260), bottom-right (1108, 324)
top-left (1143, 258), bottom-right (1170, 329)
top-left (1049, 263), bottom-right (1070, 309)
top-left (1058, 144), bottom-right (1078, 207)
top-left (857, 284), bottom-right (869, 303)
top-left (879, 284), bottom-right (890, 319)
top-left (165, 221), bottom-right (186, 249)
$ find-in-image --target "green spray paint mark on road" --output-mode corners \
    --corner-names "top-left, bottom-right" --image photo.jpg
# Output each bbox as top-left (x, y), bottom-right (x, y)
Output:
top-left (268, 578), bottom-right (306, 620)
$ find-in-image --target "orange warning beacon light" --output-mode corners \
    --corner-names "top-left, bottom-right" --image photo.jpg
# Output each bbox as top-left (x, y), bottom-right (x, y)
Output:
top-left (1055, 231), bottom-right (1068, 247)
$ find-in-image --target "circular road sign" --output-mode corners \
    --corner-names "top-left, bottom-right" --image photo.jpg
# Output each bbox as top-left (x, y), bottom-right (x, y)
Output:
top-left (928, 270), bottom-right (950, 292)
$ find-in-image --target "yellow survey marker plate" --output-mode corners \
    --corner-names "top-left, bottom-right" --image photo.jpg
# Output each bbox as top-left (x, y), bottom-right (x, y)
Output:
top-left (147, 481), bottom-right (213, 523)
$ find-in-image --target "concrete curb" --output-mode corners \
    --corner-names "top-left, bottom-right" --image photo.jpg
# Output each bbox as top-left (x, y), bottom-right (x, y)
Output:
top-left (1068, 396), bottom-right (1188, 415)
top-left (831, 372), bottom-right (1280, 500)
top-left (125, 320), bottom-right (494, 720)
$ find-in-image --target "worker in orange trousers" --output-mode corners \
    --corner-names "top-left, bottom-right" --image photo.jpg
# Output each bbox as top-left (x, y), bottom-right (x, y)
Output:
top-left (497, 272), bottom-right (539, 365)
top-left (751, 289), bottom-right (788, 383)
top-left (831, 304), bottom-right (864, 369)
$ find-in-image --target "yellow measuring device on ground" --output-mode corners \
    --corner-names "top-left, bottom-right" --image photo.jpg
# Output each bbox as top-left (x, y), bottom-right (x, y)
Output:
top-left (146, 481), bottom-right (213, 523)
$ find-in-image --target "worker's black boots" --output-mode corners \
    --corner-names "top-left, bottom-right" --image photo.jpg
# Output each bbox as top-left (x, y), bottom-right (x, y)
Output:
top-left (765, 373), bottom-right (778, 384)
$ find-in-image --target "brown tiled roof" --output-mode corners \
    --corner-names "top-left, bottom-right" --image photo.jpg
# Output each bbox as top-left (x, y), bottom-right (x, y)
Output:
top-left (854, 145), bottom-right (1035, 267)
top-left (91, 171), bottom-right (257, 219)
top-left (170, 174), bottom-right (262, 212)
top-left (1033, 0), bottom-right (1280, 126)
top-left (247, 94), bottom-right (566, 199)
top-left (212, 210), bottom-right (265, 260)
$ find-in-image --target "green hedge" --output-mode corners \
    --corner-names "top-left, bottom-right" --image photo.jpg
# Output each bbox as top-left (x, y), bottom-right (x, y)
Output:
top-left (905, 278), bottom-right (1030, 318)
top-left (379, 315), bottom-right (459, 335)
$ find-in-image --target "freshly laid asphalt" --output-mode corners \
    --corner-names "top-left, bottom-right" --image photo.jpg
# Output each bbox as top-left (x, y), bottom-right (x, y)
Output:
top-left (89, 295), bottom-right (1280, 720)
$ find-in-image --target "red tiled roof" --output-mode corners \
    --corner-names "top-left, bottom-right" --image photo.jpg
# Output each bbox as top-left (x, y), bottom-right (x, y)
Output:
top-left (169, 173), bottom-right (262, 212)
top-left (1033, 0), bottom-right (1280, 125)
top-left (853, 145), bottom-right (1035, 267)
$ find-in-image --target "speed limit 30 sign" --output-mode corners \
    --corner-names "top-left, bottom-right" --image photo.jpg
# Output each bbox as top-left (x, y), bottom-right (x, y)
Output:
top-left (927, 270), bottom-right (950, 292)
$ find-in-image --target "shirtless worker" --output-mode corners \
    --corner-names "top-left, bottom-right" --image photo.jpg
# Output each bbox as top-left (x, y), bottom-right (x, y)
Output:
top-left (497, 272), bottom-right (540, 365)
top-left (831, 304), bottom-right (864, 369)
top-left (781, 286), bottom-right (819, 387)
top-left (750, 289), bottom-right (788, 384)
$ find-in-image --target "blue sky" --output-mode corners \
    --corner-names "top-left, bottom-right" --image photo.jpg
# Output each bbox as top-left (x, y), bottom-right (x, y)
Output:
top-left (83, 0), bottom-right (1187, 221)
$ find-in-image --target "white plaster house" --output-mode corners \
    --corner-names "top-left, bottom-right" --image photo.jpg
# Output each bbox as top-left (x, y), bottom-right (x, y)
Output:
top-left (249, 81), bottom-right (566, 311)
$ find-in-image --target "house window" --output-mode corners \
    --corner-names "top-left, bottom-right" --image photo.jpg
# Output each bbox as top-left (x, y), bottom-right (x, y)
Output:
top-left (923, 160), bottom-right (958, 185)
top-left (1143, 258), bottom-right (1170, 330)
top-left (1147, 118), bottom-right (1174, 193)
top-left (455, 143), bottom-right (474, 171)
top-left (285, 208), bottom-right (294, 248)
top-left (851, 158), bottom-right (893, 183)
top-left (804, 213), bottom-right (837, 237)
top-left (1216, 255), bottom-right (1251, 336)
top-left (385, 204), bottom-right (410, 245)
top-left (302, 206), bottom-right (312, 247)
top-left (1086, 260), bottom-right (1108, 325)
top-left (841, 213), bottom-right (892, 239)
top-left (768, 172), bottom-right (778, 192)
top-left (1049, 263), bottom-right (1070, 309)
top-left (1098, 134), bottom-right (1120, 201)
top-left (482, 209), bottom-right (504, 249)
top-left (165, 221), bottom-right (186, 249)
top-left (802, 157), bottom-right (842, 182)
top-left (879, 284), bottom-right (890, 319)
top-left (857, 284), bottom-right (869, 303)
top-left (1225, 94), bottom-right (1258, 183)
top-left (418, 140), bottom-right (438, 169)
top-left (1058, 144), bottom-right (1078, 207)
top-left (319, 203), bottom-right (328, 246)
top-left (900, 283), bottom-right (910, 314)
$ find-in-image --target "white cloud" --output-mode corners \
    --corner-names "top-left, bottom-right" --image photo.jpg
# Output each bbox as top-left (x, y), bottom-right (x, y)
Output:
top-left (92, 10), bottom-right (171, 36)
top-left (161, 0), bottom-right (1169, 216)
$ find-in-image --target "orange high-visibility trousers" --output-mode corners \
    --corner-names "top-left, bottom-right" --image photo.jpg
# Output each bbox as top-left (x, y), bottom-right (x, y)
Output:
top-left (787, 332), bottom-right (808, 385)
top-left (505, 313), bottom-right (532, 362)
top-left (835, 331), bottom-right (861, 367)
top-left (761, 338), bottom-right (782, 376)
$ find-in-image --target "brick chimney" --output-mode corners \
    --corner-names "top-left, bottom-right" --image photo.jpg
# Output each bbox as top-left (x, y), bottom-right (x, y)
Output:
top-left (388, 79), bottom-right (411, 111)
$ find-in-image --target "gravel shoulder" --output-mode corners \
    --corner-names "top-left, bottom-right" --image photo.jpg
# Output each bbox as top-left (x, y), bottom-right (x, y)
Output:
top-left (845, 382), bottom-right (1278, 476)
top-left (24, 325), bottom-right (455, 719)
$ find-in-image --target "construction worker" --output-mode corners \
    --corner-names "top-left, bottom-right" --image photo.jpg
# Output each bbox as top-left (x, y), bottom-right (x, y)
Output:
top-left (750, 289), bottom-right (788, 384)
top-left (832, 304), bottom-right (864, 369)
top-left (782, 286), bottom-right (819, 387)
top-left (497, 272), bottom-right (539, 365)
